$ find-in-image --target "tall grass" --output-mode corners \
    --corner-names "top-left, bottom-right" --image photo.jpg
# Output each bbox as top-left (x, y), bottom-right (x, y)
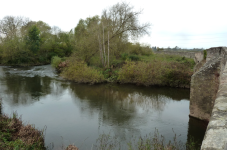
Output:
top-left (61, 58), bottom-right (105, 84)
top-left (93, 129), bottom-right (199, 150)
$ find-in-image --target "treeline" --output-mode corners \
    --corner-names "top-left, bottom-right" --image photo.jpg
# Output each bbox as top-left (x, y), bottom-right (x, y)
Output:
top-left (0, 2), bottom-right (151, 66)
top-left (0, 17), bottom-right (73, 65)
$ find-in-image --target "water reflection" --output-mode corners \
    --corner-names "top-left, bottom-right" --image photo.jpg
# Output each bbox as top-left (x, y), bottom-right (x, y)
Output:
top-left (0, 65), bottom-right (205, 149)
top-left (187, 117), bottom-right (207, 148)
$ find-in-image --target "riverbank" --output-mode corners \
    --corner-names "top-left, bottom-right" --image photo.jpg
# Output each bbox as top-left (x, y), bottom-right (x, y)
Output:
top-left (53, 53), bottom-right (195, 88)
top-left (0, 98), bottom-right (79, 150)
top-left (0, 97), bottom-right (45, 149)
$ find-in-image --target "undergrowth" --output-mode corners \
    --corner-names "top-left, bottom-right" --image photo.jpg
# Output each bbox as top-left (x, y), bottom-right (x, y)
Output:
top-left (61, 58), bottom-right (105, 84)
top-left (93, 129), bottom-right (199, 150)
top-left (52, 53), bottom-right (195, 88)
top-left (118, 59), bottom-right (192, 87)
top-left (0, 112), bottom-right (46, 150)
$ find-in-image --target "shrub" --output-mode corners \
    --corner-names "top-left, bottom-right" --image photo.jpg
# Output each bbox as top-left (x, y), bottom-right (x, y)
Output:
top-left (121, 53), bottom-right (129, 60)
top-left (140, 47), bottom-right (153, 56)
top-left (110, 59), bottom-right (125, 68)
top-left (128, 55), bottom-right (140, 61)
top-left (0, 112), bottom-right (46, 150)
top-left (61, 58), bottom-right (105, 84)
top-left (203, 50), bottom-right (207, 60)
top-left (118, 60), bottom-right (193, 87)
top-left (51, 56), bottom-right (62, 68)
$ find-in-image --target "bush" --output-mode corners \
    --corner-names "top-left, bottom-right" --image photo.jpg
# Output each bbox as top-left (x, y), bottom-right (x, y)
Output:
top-left (118, 60), bottom-right (193, 87)
top-left (128, 55), bottom-right (140, 61)
top-left (61, 58), bottom-right (105, 84)
top-left (121, 53), bottom-right (129, 60)
top-left (51, 56), bottom-right (62, 68)
top-left (128, 43), bottom-right (153, 56)
top-left (203, 50), bottom-right (207, 60)
top-left (110, 59), bottom-right (125, 68)
top-left (0, 112), bottom-right (46, 150)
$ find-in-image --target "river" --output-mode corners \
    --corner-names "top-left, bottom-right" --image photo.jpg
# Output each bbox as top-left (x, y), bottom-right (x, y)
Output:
top-left (0, 65), bottom-right (206, 149)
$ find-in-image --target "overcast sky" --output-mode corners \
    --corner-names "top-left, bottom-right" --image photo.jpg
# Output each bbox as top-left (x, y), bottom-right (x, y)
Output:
top-left (1, 0), bottom-right (227, 49)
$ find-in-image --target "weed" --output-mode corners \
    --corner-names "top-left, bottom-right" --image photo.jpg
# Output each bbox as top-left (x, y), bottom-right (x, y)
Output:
top-left (93, 129), bottom-right (199, 150)
top-left (0, 112), bottom-right (46, 150)
top-left (203, 50), bottom-right (207, 60)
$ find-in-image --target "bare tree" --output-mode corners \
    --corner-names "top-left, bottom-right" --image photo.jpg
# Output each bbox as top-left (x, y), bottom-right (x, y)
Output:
top-left (0, 16), bottom-right (29, 40)
top-left (99, 2), bottom-right (151, 59)
top-left (102, 2), bottom-right (151, 43)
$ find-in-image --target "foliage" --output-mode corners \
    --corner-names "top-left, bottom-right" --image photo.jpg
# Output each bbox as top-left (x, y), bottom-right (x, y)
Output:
top-left (121, 53), bottom-right (129, 60)
top-left (0, 112), bottom-right (46, 150)
top-left (61, 58), bottom-right (105, 84)
top-left (128, 55), bottom-right (140, 61)
top-left (51, 56), bottom-right (62, 68)
top-left (121, 53), bottom-right (140, 61)
top-left (203, 50), bottom-right (207, 60)
top-left (0, 16), bottom-right (73, 66)
top-left (118, 59), bottom-right (193, 87)
top-left (129, 43), bottom-right (153, 56)
top-left (73, 16), bottom-right (100, 64)
top-left (25, 25), bottom-right (41, 53)
top-left (117, 60), bottom-right (164, 86)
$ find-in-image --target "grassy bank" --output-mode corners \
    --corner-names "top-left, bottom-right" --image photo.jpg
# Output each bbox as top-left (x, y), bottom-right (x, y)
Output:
top-left (0, 112), bottom-right (46, 149)
top-left (0, 98), bottom-right (45, 149)
top-left (53, 53), bottom-right (195, 88)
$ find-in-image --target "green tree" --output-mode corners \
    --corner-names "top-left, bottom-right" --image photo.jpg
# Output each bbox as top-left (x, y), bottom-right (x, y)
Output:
top-left (25, 25), bottom-right (41, 53)
top-left (73, 16), bottom-right (100, 64)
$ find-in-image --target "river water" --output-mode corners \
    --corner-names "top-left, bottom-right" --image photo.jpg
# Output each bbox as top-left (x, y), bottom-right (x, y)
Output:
top-left (0, 65), bottom-right (206, 149)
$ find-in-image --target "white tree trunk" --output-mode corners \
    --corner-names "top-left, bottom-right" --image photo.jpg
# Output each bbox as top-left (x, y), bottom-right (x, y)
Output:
top-left (108, 31), bottom-right (109, 68)
top-left (98, 35), bottom-right (104, 66)
top-left (102, 23), bottom-right (106, 67)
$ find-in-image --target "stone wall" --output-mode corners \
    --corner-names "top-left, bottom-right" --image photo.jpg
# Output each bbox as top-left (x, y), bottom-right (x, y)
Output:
top-left (190, 47), bottom-right (227, 149)
top-left (190, 47), bottom-right (227, 121)
top-left (201, 62), bottom-right (227, 149)
top-left (194, 51), bottom-right (204, 63)
top-left (190, 56), bottom-right (221, 121)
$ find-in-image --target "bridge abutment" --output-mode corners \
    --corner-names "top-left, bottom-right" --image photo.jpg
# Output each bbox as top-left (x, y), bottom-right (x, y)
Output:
top-left (189, 47), bottom-right (227, 149)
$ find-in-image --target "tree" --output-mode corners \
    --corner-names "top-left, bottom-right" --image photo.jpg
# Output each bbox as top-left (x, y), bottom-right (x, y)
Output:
top-left (73, 16), bottom-right (100, 64)
top-left (0, 16), bottom-right (30, 64)
top-left (71, 2), bottom-right (151, 67)
top-left (100, 2), bottom-right (151, 60)
top-left (25, 25), bottom-right (41, 53)
top-left (101, 2), bottom-right (151, 42)
top-left (0, 16), bottom-right (29, 41)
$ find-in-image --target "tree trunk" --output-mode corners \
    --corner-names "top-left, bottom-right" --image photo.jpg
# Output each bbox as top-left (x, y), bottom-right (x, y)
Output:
top-left (102, 23), bottom-right (106, 67)
top-left (98, 35), bottom-right (104, 67)
top-left (108, 31), bottom-right (109, 68)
